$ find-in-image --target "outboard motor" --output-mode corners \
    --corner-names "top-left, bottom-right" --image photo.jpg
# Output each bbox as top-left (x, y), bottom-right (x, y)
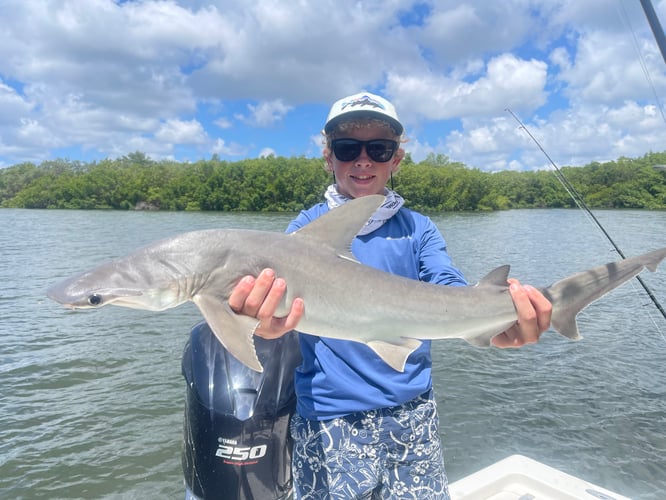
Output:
top-left (182, 321), bottom-right (301, 500)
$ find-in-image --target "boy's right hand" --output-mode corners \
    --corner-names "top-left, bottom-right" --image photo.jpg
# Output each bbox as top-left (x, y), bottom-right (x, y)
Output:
top-left (228, 268), bottom-right (304, 339)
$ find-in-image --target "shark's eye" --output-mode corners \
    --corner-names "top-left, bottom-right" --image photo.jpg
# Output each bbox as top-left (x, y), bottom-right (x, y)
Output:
top-left (88, 294), bottom-right (102, 306)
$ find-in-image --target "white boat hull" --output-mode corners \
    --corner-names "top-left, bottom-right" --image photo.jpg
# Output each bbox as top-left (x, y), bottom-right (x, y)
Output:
top-left (449, 454), bottom-right (631, 500)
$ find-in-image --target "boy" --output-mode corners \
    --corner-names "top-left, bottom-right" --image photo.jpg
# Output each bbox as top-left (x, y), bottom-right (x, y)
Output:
top-left (229, 92), bottom-right (551, 499)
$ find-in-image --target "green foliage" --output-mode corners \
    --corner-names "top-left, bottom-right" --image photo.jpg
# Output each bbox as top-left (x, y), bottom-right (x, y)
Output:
top-left (2, 151), bottom-right (666, 211)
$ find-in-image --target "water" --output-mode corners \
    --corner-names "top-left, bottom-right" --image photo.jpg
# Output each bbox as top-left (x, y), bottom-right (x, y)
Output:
top-left (1, 208), bottom-right (665, 499)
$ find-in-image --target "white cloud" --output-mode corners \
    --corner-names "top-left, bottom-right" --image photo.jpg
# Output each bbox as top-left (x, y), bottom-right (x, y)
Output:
top-left (387, 53), bottom-right (548, 124)
top-left (211, 138), bottom-right (247, 157)
top-left (415, 1), bottom-right (541, 64)
top-left (155, 119), bottom-right (207, 144)
top-left (556, 30), bottom-right (666, 105)
top-left (214, 117), bottom-right (233, 129)
top-left (0, 80), bottom-right (34, 125)
top-left (0, 0), bottom-right (664, 169)
top-left (236, 100), bottom-right (293, 127)
top-left (259, 147), bottom-right (276, 158)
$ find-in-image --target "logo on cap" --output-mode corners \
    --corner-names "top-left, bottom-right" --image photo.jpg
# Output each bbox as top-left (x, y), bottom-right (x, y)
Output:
top-left (340, 95), bottom-right (386, 111)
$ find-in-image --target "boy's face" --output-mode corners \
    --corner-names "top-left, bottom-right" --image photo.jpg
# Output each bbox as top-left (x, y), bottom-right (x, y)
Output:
top-left (325, 122), bottom-right (403, 199)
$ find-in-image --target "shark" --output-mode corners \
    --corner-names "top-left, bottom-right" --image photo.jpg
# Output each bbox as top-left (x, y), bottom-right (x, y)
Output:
top-left (47, 195), bottom-right (666, 373)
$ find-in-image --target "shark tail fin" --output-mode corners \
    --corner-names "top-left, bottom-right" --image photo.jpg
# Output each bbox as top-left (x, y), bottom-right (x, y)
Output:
top-left (544, 247), bottom-right (666, 342)
top-left (644, 247), bottom-right (666, 272)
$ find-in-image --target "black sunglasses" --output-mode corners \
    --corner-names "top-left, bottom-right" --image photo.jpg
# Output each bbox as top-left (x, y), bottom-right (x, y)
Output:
top-left (330, 138), bottom-right (399, 163)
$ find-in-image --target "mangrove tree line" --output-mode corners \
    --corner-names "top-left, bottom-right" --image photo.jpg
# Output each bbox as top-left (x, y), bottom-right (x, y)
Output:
top-left (1, 151), bottom-right (665, 212)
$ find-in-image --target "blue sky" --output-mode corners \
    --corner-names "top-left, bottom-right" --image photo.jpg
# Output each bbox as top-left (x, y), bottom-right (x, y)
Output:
top-left (0, 0), bottom-right (665, 171)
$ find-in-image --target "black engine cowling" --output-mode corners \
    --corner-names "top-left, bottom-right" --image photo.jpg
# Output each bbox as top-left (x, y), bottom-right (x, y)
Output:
top-left (182, 321), bottom-right (301, 499)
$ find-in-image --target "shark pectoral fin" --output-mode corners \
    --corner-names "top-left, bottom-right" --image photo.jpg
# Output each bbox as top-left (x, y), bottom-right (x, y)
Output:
top-left (192, 295), bottom-right (264, 373)
top-left (366, 338), bottom-right (422, 373)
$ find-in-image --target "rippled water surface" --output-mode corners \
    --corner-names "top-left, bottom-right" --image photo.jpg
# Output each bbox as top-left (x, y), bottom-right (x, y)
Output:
top-left (1, 208), bottom-right (665, 499)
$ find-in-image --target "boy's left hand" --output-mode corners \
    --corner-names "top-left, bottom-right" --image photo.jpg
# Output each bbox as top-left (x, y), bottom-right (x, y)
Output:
top-left (492, 279), bottom-right (552, 348)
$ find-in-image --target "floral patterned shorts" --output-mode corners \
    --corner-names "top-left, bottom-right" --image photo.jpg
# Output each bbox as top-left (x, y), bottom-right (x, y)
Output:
top-left (290, 391), bottom-right (450, 500)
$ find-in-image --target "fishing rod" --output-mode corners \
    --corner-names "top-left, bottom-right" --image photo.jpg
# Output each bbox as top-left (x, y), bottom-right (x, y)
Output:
top-left (505, 108), bottom-right (666, 322)
top-left (640, 0), bottom-right (666, 65)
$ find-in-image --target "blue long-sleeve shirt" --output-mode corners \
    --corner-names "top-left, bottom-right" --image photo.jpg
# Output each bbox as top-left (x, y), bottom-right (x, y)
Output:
top-left (286, 203), bottom-right (467, 420)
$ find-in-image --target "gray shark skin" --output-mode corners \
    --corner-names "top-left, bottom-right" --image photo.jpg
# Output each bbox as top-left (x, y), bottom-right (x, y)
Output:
top-left (47, 195), bottom-right (666, 373)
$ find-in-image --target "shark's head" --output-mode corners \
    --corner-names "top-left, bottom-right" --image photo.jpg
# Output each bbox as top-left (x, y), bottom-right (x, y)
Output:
top-left (47, 271), bottom-right (143, 309)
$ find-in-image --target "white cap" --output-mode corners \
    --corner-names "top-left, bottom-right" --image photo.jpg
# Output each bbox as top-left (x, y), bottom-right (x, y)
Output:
top-left (324, 92), bottom-right (404, 135)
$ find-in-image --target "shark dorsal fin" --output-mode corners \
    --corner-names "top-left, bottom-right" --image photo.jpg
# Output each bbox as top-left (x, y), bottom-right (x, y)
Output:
top-left (477, 265), bottom-right (511, 286)
top-left (292, 195), bottom-right (386, 257)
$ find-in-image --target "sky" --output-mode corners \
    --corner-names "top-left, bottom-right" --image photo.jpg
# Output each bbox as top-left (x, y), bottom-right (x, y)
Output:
top-left (1, 0), bottom-right (665, 171)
